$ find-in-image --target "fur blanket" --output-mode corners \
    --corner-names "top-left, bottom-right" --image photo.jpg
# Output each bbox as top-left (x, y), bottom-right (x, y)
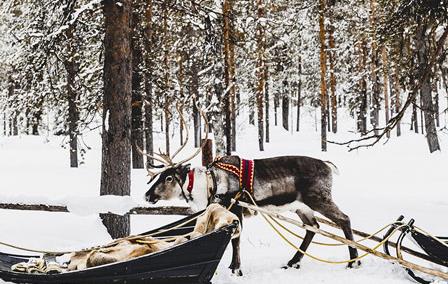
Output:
top-left (66, 204), bottom-right (240, 271)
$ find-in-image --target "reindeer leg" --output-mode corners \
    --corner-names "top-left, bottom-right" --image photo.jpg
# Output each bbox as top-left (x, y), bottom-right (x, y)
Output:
top-left (229, 237), bottom-right (242, 276)
top-left (283, 204), bottom-right (319, 269)
top-left (315, 202), bottom-right (360, 268)
top-left (229, 206), bottom-right (243, 276)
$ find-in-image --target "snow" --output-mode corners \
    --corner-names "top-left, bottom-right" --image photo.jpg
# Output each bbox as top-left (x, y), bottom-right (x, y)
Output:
top-left (0, 108), bottom-right (447, 283)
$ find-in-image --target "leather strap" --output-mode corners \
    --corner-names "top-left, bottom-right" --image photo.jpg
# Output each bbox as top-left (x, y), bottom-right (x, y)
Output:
top-left (186, 169), bottom-right (195, 193)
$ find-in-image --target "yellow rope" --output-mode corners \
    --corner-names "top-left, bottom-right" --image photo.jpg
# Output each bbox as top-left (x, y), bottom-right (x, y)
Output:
top-left (237, 190), bottom-right (403, 265)
top-left (270, 216), bottom-right (396, 247)
top-left (263, 213), bottom-right (405, 264)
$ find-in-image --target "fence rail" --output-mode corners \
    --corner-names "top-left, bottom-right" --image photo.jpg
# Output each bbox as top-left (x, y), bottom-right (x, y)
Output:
top-left (0, 203), bottom-right (193, 215)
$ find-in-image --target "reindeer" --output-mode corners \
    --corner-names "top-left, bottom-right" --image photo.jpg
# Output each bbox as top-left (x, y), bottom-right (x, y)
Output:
top-left (138, 105), bottom-right (360, 276)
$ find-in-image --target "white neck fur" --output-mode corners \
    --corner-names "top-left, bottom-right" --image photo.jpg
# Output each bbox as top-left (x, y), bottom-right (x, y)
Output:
top-left (182, 167), bottom-right (209, 212)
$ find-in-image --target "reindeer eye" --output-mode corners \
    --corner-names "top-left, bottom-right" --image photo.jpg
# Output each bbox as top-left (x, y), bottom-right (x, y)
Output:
top-left (165, 176), bottom-right (174, 183)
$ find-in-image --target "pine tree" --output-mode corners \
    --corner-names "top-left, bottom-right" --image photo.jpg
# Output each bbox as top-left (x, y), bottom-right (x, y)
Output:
top-left (319, 0), bottom-right (328, 152)
top-left (100, 0), bottom-right (132, 239)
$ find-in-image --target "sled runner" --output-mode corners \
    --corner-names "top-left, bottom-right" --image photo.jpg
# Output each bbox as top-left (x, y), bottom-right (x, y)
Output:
top-left (383, 215), bottom-right (448, 284)
top-left (0, 211), bottom-right (238, 284)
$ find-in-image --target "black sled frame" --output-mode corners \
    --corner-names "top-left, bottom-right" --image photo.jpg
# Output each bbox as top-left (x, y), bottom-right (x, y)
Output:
top-left (0, 210), bottom-right (238, 284)
top-left (383, 215), bottom-right (448, 284)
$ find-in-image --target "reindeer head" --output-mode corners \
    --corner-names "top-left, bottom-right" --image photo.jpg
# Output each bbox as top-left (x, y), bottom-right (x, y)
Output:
top-left (144, 165), bottom-right (191, 203)
top-left (138, 103), bottom-right (209, 204)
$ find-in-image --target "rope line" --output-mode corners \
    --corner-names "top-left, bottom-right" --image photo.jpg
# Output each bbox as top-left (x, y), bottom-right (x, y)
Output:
top-left (269, 215), bottom-right (396, 247)
top-left (238, 190), bottom-right (404, 265)
top-left (263, 213), bottom-right (405, 264)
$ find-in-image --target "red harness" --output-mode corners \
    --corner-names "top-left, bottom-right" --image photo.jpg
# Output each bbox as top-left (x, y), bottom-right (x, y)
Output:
top-left (186, 169), bottom-right (195, 194)
top-left (185, 158), bottom-right (255, 195)
top-left (214, 158), bottom-right (255, 194)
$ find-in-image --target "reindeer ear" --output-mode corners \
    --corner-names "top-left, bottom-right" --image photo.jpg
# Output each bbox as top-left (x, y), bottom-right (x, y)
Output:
top-left (183, 164), bottom-right (191, 175)
top-left (177, 164), bottom-right (191, 177)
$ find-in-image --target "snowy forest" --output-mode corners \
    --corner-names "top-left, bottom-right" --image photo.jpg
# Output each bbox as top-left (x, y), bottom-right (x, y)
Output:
top-left (0, 0), bottom-right (448, 283)
top-left (1, 0), bottom-right (447, 161)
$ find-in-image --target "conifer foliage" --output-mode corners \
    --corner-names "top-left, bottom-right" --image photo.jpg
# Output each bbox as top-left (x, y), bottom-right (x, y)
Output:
top-left (0, 0), bottom-right (447, 158)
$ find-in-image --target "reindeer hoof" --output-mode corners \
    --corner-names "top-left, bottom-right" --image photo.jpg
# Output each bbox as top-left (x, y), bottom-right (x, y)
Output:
top-left (231, 268), bottom-right (243, 276)
top-left (347, 260), bottom-right (361, 269)
top-left (282, 262), bottom-right (301, 270)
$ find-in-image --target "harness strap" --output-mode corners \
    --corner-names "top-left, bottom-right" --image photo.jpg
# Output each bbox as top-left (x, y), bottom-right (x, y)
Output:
top-left (240, 159), bottom-right (255, 194)
top-left (205, 170), bottom-right (217, 202)
top-left (214, 162), bottom-right (240, 177)
top-left (187, 169), bottom-right (195, 193)
top-left (214, 158), bottom-right (255, 194)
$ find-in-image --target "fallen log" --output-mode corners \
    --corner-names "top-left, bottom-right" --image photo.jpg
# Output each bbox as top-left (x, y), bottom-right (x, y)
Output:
top-left (0, 203), bottom-right (193, 215)
top-left (235, 200), bottom-right (448, 281)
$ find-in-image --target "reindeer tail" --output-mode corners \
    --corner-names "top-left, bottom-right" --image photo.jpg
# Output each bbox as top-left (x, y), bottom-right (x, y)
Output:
top-left (324, 161), bottom-right (340, 175)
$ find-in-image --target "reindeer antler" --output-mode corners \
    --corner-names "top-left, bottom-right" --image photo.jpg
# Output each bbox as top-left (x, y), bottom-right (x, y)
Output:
top-left (170, 102), bottom-right (190, 161)
top-left (136, 99), bottom-right (209, 175)
top-left (154, 148), bottom-right (174, 166)
top-left (173, 103), bottom-right (209, 168)
top-left (135, 144), bottom-right (171, 167)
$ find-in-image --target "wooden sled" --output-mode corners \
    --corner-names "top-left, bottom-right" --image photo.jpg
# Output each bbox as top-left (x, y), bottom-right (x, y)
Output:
top-left (0, 211), bottom-right (238, 284)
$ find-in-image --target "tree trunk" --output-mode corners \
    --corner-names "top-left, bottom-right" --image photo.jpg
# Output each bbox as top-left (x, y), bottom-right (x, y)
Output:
top-left (99, 214), bottom-right (130, 241)
top-left (163, 6), bottom-right (170, 156)
top-left (257, 91), bottom-right (264, 152)
top-left (282, 92), bottom-right (289, 131)
top-left (411, 97), bottom-right (419, 133)
top-left (212, 83), bottom-right (226, 157)
top-left (420, 93), bottom-right (425, 134)
top-left (62, 4), bottom-right (79, 168)
top-left (369, 0), bottom-right (380, 134)
top-left (328, 10), bottom-right (337, 134)
top-left (201, 139), bottom-right (213, 167)
top-left (193, 100), bottom-right (201, 149)
top-left (224, 93), bottom-right (232, 154)
top-left (274, 93), bottom-right (279, 126)
top-left (191, 62), bottom-right (201, 148)
top-left (158, 107), bottom-right (162, 132)
top-left (31, 109), bottom-right (41, 136)
top-left (177, 54), bottom-right (185, 144)
top-left (319, 0), bottom-right (328, 151)
top-left (24, 109), bottom-right (30, 135)
top-left (131, 2), bottom-right (144, 169)
top-left (164, 98), bottom-right (171, 156)
top-left (442, 67), bottom-right (448, 129)
top-left (12, 113), bottom-right (18, 136)
top-left (144, 86), bottom-right (154, 168)
top-left (265, 66), bottom-right (270, 143)
top-left (8, 76), bottom-right (18, 136)
top-left (223, 0), bottom-right (236, 154)
top-left (249, 95), bottom-right (255, 125)
top-left (143, 0), bottom-right (154, 168)
top-left (67, 60), bottom-right (79, 168)
top-left (100, 0), bottom-right (132, 239)
top-left (356, 40), bottom-right (368, 135)
top-left (2, 113), bottom-right (6, 136)
top-left (296, 54), bottom-right (302, 132)
top-left (416, 23), bottom-right (440, 152)
top-left (433, 79), bottom-right (440, 127)
top-left (393, 67), bottom-right (401, 136)
top-left (256, 0), bottom-right (265, 151)
top-left (381, 46), bottom-right (390, 138)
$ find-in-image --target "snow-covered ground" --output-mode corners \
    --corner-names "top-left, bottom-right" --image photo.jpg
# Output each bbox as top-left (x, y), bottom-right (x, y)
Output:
top-left (0, 108), bottom-right (447, 283)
